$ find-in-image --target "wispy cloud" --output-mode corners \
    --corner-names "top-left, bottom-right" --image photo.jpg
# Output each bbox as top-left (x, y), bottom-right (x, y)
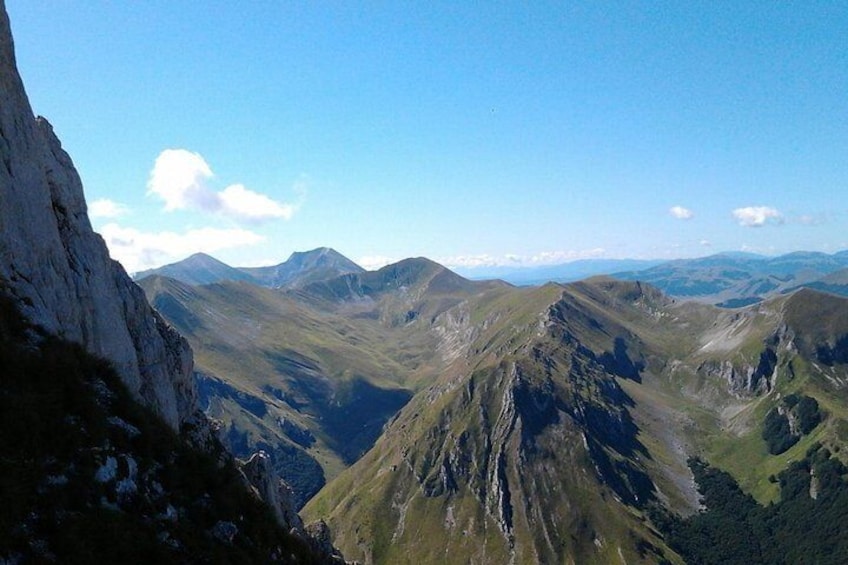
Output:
top-left (669, 205), bottom-right (694, 220)
top-left (358, 255), bottom-right (396, 270)
top-left (98, 222), bottom-right (265, 273)
top-left (797, 213), bottom-right (830, 226)
top-left (441, 248), bottom-right (606, 269)
top-left (147, 149), bottom-right (300, 223)
top-left (732, 206), bottom-right (783, 227)
top-left (528, 249), bottom-right (606, 264)
top-left (89, 198), bottom-right (130, 219)
top-left (438, 254), bottom-right (501, 268)
top-left (218, 184), bottom-right (297, 222)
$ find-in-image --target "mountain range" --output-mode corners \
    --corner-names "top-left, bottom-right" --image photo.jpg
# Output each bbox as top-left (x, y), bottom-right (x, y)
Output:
top-left (140, 248), bottom-right (848, 563)
top-left (135, 247), bottom-right (364, 289)
top-left (140, 249), bottom-right (848, 309)
top-left (4, 0), bottom-right (848, 560)
top-left (613, 251), bottom-right (848, 306)
top-left (455, 257), bottom-right (665, 285)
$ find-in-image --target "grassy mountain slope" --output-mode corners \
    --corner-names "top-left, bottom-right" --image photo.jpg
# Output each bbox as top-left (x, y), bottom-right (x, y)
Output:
top-left (304, 280), bottom-right (848, 563)
top-left (139, 275), bottom-right (413, 504)
top-left (304, 281), bottom-right (680, 564)
top-left (139, 259), bottom-right (508, 506)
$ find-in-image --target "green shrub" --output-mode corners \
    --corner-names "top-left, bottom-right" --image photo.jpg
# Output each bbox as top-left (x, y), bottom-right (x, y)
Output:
top-left (662, 448), bottom-right (848, 564)
top-left (0, 292), bottom-right (324, 563)
top-left (763, 408), bottom-right (798, 455)
top-left (795, 396), bottom-right (822, 434)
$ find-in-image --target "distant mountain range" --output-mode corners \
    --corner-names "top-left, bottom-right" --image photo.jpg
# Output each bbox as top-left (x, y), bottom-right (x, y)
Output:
top-left (135, 252), bottom-right (260, 286)
top-left (613, 250), bottom-right (848, 306)
top-left (137, 249), bottom-right (848, 309)
top-left (134, 247), bottom-right (364, 289)
top-left (454, 258), bottom-right (665, 285)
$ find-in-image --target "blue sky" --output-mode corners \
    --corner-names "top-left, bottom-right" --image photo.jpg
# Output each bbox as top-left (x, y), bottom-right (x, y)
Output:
top-left (7, 1), bottom-right (847, 272)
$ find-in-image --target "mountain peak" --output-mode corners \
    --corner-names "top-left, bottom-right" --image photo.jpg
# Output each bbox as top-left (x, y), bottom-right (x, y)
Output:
top-left (135, 252), bottom-right (257, 286)
top-left (285, 247), bottom-right (359, 269)
top-left (288, 246), bottom-right (333, 259)
top-left (242, 247), bottom-right (363, 289)
top-left (381, 256), bottom-right (445, 274)
top-left (184, 251), bottom-right (220, 263)
top-left (375, 257), bottom-right (475, 293)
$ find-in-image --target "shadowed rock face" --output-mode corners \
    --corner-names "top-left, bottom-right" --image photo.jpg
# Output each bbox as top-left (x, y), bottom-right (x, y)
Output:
top-left (0, 4), bottom-right (195, 430)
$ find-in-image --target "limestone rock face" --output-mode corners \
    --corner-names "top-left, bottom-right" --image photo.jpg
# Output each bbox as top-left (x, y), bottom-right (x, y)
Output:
top-left (240, 451), bottom-right (304, 532)
top-left (0, 4), bottom-right (196, 430)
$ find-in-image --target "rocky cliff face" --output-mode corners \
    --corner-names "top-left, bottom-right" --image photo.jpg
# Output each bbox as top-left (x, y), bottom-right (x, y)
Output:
top-left (240, 451), bottom-right (305, 533)
top-left (0, 4), bottom-right (195, 430)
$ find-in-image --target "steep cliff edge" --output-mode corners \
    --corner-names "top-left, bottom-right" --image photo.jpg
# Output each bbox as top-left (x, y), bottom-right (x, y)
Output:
top-left (0, 4), bottom-right (195, 430)
top-left (0, 4), bottom-right (346, 561)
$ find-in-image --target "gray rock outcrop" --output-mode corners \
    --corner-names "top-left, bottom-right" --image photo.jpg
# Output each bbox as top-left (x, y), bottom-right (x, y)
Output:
top-left (240, 451), bottom-right (304, 532)
top-left (0, 3), bottom-right (196, 430)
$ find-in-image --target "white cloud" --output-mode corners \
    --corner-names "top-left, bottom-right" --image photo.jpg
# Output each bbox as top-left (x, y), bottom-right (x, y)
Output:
top-left (732, 206), bottom-right (783, 227)
top-left (669, 205), bottom-right (694, 220)
top-left (441, 248), bottom-right (607, 269)
top-left (89, 198), bottom-right (130, 219)
top-left (98, 222), bottom-right (265, 273)
top-left (439, 254), bottom-right (501, 268)
top-left (147, 149), bottom-right (216, 212)
top-left (699, 239), bottom-right (712, 247)
top-left (797, 213), bottom-right (829, 226)
top-left (358, 255), bottom-right (396, 270)
top-left (146, 148), bottom-right (299, 223)
top-left (219, 184), bottom-right (297, 223)
top-left (527, 248), bottom-right (606, 264)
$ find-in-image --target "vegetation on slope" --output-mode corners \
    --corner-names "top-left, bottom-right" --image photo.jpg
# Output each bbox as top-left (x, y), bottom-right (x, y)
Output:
top-left (657, 445), bottom-right (848, 564)
top-left (0, 292), bottom-right (325, 563)
top-left (762, 394), bottom-right (822, 455)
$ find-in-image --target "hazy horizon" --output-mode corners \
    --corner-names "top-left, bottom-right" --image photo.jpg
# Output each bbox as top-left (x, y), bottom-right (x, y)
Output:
top-left (134, 246), bottom-right (848, 279)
